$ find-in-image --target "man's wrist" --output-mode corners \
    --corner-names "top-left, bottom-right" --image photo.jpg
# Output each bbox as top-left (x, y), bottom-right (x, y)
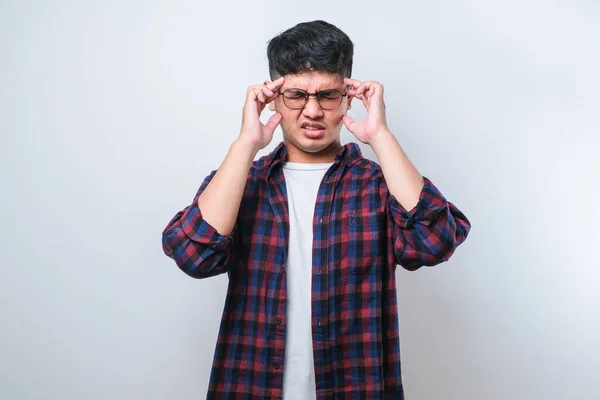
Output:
top-left (368, 128), bottom-right (394, 149)
top-left (232, 137), bottom-right (261, 160)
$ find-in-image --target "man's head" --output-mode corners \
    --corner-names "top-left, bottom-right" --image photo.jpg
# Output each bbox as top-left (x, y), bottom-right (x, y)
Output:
top-left (267, 21), bottom-right (354, 162)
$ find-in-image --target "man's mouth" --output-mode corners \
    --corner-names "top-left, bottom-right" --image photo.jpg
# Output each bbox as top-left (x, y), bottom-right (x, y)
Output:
top-left (300, 122), bottom-right (326, 139)
top-left (301, 123), bottom-right (326, 130)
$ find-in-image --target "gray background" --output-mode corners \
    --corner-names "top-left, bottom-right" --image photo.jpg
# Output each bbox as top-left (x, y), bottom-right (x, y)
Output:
top-left (1, 0), bottom-right (599, 399)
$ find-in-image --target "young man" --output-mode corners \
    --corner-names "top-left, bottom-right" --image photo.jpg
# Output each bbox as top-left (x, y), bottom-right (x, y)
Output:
top-left (162, 20), bottom-right (471, 399)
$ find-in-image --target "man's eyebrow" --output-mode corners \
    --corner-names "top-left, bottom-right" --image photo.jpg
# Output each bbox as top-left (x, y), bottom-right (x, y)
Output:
top-left (281, 87), bottom-right (345, 92)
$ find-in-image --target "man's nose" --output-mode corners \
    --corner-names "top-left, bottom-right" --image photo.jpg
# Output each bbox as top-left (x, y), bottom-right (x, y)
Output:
top-left (302, 96), bottom-right (324, 118)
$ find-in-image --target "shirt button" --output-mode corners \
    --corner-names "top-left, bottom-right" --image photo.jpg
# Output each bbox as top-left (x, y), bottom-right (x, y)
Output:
top-left (319, 218), bottom-right (323, 223)
top-left (273, 363), bottom-right (280, 370)
top-left (275, 317), bottom-right (282, 325)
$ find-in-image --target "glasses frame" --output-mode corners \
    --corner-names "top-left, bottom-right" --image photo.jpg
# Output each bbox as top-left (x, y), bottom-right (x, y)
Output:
top-left (278, 87), bottom-right (349, 110)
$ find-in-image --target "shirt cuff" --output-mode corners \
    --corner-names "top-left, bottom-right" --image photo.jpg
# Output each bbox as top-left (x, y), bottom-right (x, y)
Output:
top-left (180, 202), bottom-right (236, 250)
top-left (387, 177), bottom-right (448, 228)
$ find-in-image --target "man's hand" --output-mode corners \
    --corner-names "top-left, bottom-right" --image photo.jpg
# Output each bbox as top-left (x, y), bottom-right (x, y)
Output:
top-left (342, 78), bottom-right (390, 145)
top-left (344, 78), bottom-right (424, 210)
top-left (239, 77), bottom-right (286, 151)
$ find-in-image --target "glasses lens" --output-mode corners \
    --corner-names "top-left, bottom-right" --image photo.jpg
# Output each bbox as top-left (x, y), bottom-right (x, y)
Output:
top-left (283, 89), bottom-right (307, 109)
top-left (317, 90), bottom-right (343, 110)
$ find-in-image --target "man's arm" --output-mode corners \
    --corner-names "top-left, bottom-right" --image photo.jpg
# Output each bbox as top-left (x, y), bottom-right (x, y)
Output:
top-left (368, 130), bottom-right (424, 211)
top-left (198, 77), bottom-right (286, 236)
top-left (162, 78), bottom-right (285, 278)
top-left (368, 127), bottom-right (471, 270)
top-left (342, 78), bottom-right (424, 209)
top-left (343, 78), bottom-right (471, 270)
top-left (197, 139), bottom-right (259, 236)
top-left (162, 170), bottom-right (240, 279)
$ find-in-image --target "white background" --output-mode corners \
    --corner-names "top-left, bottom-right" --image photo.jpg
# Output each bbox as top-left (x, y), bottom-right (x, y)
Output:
top-left (1, 1), bottom-right (599, 399)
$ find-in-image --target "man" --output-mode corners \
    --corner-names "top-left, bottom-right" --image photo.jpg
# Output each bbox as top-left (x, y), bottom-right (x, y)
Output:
top-left (162, 20), bottom-right (471, 399)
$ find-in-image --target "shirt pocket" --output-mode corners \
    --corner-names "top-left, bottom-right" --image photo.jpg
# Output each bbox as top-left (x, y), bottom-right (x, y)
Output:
top-left (348, 211), bottom-right (386, 275)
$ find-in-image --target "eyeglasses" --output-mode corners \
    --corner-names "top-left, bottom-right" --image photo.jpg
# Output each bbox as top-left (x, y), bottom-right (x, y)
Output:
top-left (278, 88), bottom-right (348, 110)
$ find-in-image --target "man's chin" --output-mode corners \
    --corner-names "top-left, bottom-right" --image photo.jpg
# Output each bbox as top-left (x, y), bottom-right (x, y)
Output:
top-left (296, 136), bottom-right (337, 153)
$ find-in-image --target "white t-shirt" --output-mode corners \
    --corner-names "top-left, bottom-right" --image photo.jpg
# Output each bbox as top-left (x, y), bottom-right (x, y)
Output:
top-left (281, 161), bottom-right (333, 400)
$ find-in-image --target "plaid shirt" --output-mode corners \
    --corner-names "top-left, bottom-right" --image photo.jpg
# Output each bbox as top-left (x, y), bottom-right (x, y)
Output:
top-left (162, 142), bottom-right (471, 399)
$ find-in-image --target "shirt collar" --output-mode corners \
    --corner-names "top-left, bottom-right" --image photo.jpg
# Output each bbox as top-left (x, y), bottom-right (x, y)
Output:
top-left (266, 141), bottom-right (363, 175)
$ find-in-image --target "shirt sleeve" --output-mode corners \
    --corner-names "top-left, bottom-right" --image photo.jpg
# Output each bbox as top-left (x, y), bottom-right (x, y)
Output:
top-left (162, 170), bottom-right (238, 278)
top-left (386, 176), bottom-right (471, 271)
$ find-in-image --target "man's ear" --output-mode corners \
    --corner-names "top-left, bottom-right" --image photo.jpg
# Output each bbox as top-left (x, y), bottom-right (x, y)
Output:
top-left (268, 100), bottom-right (276, 112)
top-left (347, 95), bottom-right (353, 111)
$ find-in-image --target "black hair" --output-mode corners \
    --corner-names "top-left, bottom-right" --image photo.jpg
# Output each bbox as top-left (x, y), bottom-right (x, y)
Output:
top-left (267, 20), bottom-right (353, 80)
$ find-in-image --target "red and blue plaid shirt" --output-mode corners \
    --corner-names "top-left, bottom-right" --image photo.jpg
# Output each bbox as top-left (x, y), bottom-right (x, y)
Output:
top-left (162, 142), bottom-right (471, 399)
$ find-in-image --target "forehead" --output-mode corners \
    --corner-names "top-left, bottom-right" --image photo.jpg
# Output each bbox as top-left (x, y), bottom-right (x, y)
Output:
top-left (282, 71), bottom-right (344, 90)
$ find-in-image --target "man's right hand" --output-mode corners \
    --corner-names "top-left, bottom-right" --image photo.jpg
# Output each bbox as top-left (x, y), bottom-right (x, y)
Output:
top-left (239, 77), bottom-right (285, 151)
top-left (197, 77), bottom-right (286, 236)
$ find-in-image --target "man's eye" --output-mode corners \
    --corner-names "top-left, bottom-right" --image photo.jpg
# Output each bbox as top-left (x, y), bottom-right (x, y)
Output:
top-left (319, 90), bottom-right (340, 99)
top-left (286, 90), bottom-right (306, 99)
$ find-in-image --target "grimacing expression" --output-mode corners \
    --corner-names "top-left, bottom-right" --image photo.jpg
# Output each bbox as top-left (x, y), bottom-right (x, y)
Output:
top-left (269, 71), bottom-right (353, 160)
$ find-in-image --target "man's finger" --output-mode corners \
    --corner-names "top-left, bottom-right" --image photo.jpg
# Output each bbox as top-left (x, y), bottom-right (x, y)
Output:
top-left (350, 92), bottom-right (366, 102)
top-left (262, 85), bottom-right (275, 97)
top-left (262, 88), bottom-right (280, 105)
top-left (257, 91), bottom-right (266, 103)
top-left (265, 76), bottom-right (285, 92)
top-left (264, 113), bottom-right (283, 132)
top-left (343, 77), bottom-right (362, 88)
top-left (342, 115), bottom-right (357, 133)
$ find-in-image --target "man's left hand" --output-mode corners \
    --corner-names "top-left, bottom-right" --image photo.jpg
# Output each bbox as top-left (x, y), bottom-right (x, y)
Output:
top-left (342, 78), bottom-right (390, 145)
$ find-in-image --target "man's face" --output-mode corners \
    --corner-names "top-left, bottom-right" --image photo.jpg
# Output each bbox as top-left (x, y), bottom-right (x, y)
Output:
top-left (269, 71), bottom-right (352, 163)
